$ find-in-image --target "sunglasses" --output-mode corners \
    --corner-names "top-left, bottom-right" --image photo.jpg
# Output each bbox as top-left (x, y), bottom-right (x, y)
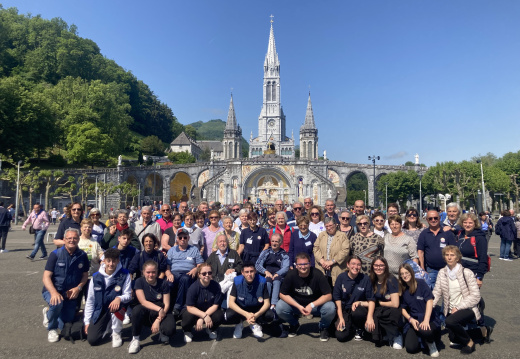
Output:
top-left (293, 207), bottom-right (302, 211)
top-left (71, 208), bottom-right (82, 212)
top-left (304, 201), bottom-right (312, 204)
top-left (200, 271), bottom-right (213, 276)
top-left (407, 213), bottom-right (418, 218)
top-left (90, 213), bottom-right (100, 217)
top-left (427, 217), bottom-right (439, 221)
top-left (232, 208), bottom-right (240, 211)
top-left (177, 236), bottom-right (188, 239)
top-left (209, 216), bottom-right (219, 219)
top-left (341, 217), bottom-right (350, 220)
top-left (162, 209), bottom-right (171, 212)
top-left (358, 222), bottom-right (369, 226)
top-left (310, 212), bottom-right (319, 216)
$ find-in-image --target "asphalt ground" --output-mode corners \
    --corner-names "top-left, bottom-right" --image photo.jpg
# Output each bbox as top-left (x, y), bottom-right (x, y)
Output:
top-left (0, 225), bottom-right (518, 359)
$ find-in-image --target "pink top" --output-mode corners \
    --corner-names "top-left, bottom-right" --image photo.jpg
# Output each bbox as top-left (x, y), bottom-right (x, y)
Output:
top-left (22, 210), bottom-right (50, 231)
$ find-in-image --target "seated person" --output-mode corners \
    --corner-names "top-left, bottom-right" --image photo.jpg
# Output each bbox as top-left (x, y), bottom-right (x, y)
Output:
top-left (398, 263), bottom-right (440, 357)
top-left (129, 260), bottom-right (176, 354)
top-left (42, 228), bottom-right (89, 343)
top-left (276, 252), bottom-right (336, 342)
top-left (181, 263), bottom-right (225, 343)
top-left (369, 256), bottom-right (402, 349)
top-left (207, 234), bottom-right (243, 282)
top-left (165, 228), bottom-right (204, 316)
top-left (226, 262), bottom-right (272, 339)
top-left (255, 233), bottom-right (290, 311)
top-left (333, 255), bottom-right (376, 343)
top-left (84, 248), bottom-right (132, 347)
top-left (128, 234), bottom-right (167, 279)
top-left (115, 229), bottom-right (139, 270)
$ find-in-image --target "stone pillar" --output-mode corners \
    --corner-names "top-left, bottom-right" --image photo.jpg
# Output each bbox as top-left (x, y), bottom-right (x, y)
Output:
top-left (163, 176), bottom-right (170, 205)
top-left (226, 184), bottom-right (230, 205)
top-left (368, 175), bottom-right (375, 207)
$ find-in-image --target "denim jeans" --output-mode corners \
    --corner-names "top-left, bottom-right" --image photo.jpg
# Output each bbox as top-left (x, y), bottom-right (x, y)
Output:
top-left (276, 299), bottom-right (336, 329)
top-left (42, 290), bottom-right (77, 331)
top-left (30, 229), bottom-right (47, 258)
top-left (266, 277), bottom-right (283, 306)
top-left (500, 239), bottom-right (513, 259)
top-left (427, 267), bottom-right (445, 324)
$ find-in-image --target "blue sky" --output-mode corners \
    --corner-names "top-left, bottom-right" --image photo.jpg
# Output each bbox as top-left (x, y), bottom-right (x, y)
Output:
top-left (3, 0), bottom-right (520, 166)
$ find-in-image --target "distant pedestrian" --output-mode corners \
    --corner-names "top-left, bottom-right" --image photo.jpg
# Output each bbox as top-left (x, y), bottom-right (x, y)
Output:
top-left (495, 210), bottom-right (517, 261)
top-left (0, 202), bottom-right (13, 253)
top-left (23, 203), bottom-right (50, 259)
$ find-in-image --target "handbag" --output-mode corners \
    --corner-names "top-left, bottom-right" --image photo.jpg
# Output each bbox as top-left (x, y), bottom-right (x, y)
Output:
top-left (29, 225), bottom-right (35, 234)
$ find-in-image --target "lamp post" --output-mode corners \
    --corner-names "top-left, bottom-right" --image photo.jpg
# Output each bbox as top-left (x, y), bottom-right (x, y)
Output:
top-left (476, 159), bottom-right (487, 212)
top-left (368, 155), bottom-right (380, 207)
top-left (14, 160), bottom-right (22, 225)
top-left (415, 166), bottom-right (424, 218)
top-left (363, 189), bottom-right (367, 205)
top-left (385, 182), bottom-right (388, 211)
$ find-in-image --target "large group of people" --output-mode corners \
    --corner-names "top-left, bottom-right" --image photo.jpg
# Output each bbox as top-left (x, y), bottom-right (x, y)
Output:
top-left (37, 197), bottom-right (498, 356)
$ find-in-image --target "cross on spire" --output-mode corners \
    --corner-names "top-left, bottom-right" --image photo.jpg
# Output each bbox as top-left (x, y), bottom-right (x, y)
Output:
top-left (270, 14), bottom-right (274, 23)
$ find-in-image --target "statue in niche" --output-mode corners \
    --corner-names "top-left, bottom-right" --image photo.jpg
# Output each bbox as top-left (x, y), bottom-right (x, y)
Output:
top-left (313, 183), bottom-right (318, 203)
top-left (118, 155), bottom-right (122, 166)
top-left (232, 179), bottom-right (238, 203)
top-left (202, 187), bottom-right (207, 199)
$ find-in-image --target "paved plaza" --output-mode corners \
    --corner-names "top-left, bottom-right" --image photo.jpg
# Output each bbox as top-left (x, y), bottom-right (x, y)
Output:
top-left (0, 226), bottom-right (518, 359)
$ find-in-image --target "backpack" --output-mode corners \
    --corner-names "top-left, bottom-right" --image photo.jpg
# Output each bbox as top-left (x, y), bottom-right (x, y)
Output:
top-left (404, 259), bottom-right (433, 289)
top-left (469, 236), bottom-right (491, 272)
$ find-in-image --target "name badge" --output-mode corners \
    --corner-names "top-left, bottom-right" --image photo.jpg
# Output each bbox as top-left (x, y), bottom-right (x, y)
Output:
top-left (78, 263), bottom-right (84, 269)
top-left (57, 262), bottom-right (65, 267)
top-left (238, 296), bottom-right (245, 301)
top-left (186, 256), bottom-right (193, 260)
top-left (257, 236), bottom-right (261, 239)
top-left (93, 286), bottom-right (102, 291)
top-left (305, 241), bottom-right (312, 246)
top-left (246, 239), bottom-right (253, 244)
top-left (229, 259), bottom-right (235, 263)
top-left (440, 244), bottom-right (446, 248)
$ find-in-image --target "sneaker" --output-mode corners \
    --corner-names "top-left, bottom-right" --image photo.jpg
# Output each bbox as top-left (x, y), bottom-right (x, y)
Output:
top-left (48, 329), bottom-right (59, 343)
top-left (428, 342), bottom-right (439, 357)
top-left (159, 333), bottom-right (169, 344)
top-left (206, 328), bottom-right (217, 340)
top-left (184, 331), bottom-right (193, 343)
top-left (26, 255), bottom-right (34, 260)
top-left (460, 343), bottom-right (476, 354)
top-left (123, 313), bottom-right (131, 325)
top-left (288, 323), bottom-right (300, 337)
top-left (233, 322), bottom-right (243, 339)
top-left (42, 307), bottom-right (49, 328)
top-left (391, 334), bottom-right (403, 349)
top-left (499, 257), bottom-right (505, 260)
top-left (354, 329), bottom-right (364, 341)
top-left (39, 255), bottom-right (48, 260)
top-left (319, 328), bottom-right (329, 342)
top-left (112, 332), bottom-right (123, 348)
top-left (251, 324), bottom-right (263, 338)
top-left (128, 338), bottom-right (140, 354)
top-left (504, 258), bottom-right (513, 262)
top-left (2, 249), bottom-right (9, 253)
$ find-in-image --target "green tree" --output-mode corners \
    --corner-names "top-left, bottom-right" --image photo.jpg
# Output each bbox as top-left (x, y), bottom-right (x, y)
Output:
top-left (140, 135), bottom-right (165, 156)
top-left (377, 171), bottom-right (419, 209)
top-left (54, 175), bottom-right (78, 203)
top-left (184, 125), bottom-right (197, 140)
top-left (39, 169), bottom-right (65, 211)
top-left (167, 151), bottom-right (196, 164)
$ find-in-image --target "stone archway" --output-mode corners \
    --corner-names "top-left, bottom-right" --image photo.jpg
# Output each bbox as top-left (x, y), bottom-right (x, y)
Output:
top-left (242, 167), bottom-right (293, 204)
top-left (345, 171), bottom-right (369, 206)
top-left (144, 172), bottom-right (163, 202)
top-left (170, 172), bottom-right (191, 203)
top-left (375, 172), bottom-right (388, 209)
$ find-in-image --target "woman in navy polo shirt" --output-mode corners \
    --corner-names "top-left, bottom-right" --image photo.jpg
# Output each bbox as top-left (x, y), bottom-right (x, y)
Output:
top-left (238, 211), bottom-right (269, 263)
top-left (369, 256), bottom-right (402, 349)
top-left (398, 263), bottom-right (439, 357)
top-left (288, 217), bottom-right (317, 267)
top-left (181, 262), bottom-right (224, 343)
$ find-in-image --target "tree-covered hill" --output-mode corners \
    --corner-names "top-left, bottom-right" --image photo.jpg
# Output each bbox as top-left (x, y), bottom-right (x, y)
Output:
top-left (0, 6), bottom-right (183, 165)
top-left (185, 119), bottom-right (249, 157)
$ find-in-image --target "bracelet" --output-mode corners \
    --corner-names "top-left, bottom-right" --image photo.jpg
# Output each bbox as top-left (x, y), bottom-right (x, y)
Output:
top-left (408, 317), bottom-right (413, 322)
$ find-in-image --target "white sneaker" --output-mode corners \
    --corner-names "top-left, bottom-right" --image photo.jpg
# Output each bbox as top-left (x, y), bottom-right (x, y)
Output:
top-left (354, 329), bottom-right (363, 341)
top-left (123, 313), bottom-right (131, 325)
top-left (184, 331), bottom-right (193, 343)
top-left (1, 249), bottom-right (8, 253)
top-left (428, 342), bottom-right (439, 357)
top-left (206, 328), bottom-right (217, 340)
top-left (48, 329), bottom-right (59, 343)
top-left (128, 338), bottom-right (140, 354)
top-left (392, 334), bottom-right (403, 349)
top-left (159, 333), bottom-right (169, 344)
top-left (233, 322), bottom-right (243, 339)
top-left (42, 307), bottom-right (49, 328)
top-left (251, 324), bottom-right (263, 338)
top-left (112, 332), bottom-right (123, 348)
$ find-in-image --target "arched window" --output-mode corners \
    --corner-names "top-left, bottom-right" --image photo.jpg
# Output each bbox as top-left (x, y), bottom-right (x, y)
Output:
top-left (302, 142), bottom-right (307, 158)
top-left (266, 82), bottom-right (271, 102)
top-left (308, 141), bottom-right (312, 159)
top-left (271, 82), bottom-right (276, 101)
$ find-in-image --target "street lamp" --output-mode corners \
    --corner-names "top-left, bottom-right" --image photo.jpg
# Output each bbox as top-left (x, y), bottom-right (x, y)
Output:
top-left (476, 159), bottom-right (487, 212)
top-left (415, 166), bottom-right (424, 218)
top-left (385, 182), bottom-right (388, 211)
top-left (14, 160), bottom-right (22, 225)
top-left (363, 189), bottom-right (367, 205)
top-left (368, 155), bottom-right (380, 207)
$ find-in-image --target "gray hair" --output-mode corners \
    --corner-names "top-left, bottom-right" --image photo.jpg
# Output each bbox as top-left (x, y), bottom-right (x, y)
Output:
top-left (117, 209), bottom-right (129, 218)
top-left (324, 216), bottom-right (337, 225)
top-left (325, 198), bottom-right (336, 205)
top-left (222, 215), bottom-right (234, 223)
top-left (446, 202), bottom-right (461, 214)
top-left (64, 228), bottom-right (80, 237)
top-left (219, 208), bottom-right (229, 215)
top-left (108, 211), bottom-right (117, 218)
top-left (293, 201), bottom-right (303, 207)
top-left (276, 211), bottom-right (288, 221)
top-left (304, 197), bottom-right (313, 204)
top-left (271, 232), bottom-right (283, 244)
top-left (141, 206), bottom-right (152, 213)
top-left (238, 208), bottom-right (250, 216)
top-left (89, 207), bottom-right (101, 215)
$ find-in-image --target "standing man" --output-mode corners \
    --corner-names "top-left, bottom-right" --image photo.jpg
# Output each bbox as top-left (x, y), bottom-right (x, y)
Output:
top-left (157, 204), bottom-right (173, 235)
top-left (133, 206), bottom-right (161, 243)
top-left (350, 200), bottom-right (365, 232)
top-left (179, 201), bottom-right (189, 216)
top-left (23, 203), bottom-right (50, 259)
top-left (287, 201), bottom-right (304, 229)
top-left (230, 204), bottom-right (241, 221)
top-left (42, 228), bottom-right (90, 342)
top-left (384, 203), bottom-right (399, 231)
top-left (276, 252), bottom-right (335, 341)
top-left (324, 199), bottom-right (339, 223)
top-left (303, 198), bottom-right (313, 217)
top-left (50, 208), bottom-right (59, 225)
top-left (275, 200), bottom-right (293, 221)
top-left (0, 202), bottom-right (12, 253)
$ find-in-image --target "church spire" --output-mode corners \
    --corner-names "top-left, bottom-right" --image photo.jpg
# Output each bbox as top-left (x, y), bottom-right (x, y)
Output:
top-left (264, 16), bottom-right (279, 72)
top-left (225, 93), bottom-right (237, 130)
top-left (302, 92), bottom-right (316, 129)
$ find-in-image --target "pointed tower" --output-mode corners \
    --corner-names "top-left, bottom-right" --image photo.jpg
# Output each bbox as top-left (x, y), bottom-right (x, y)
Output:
top-left (223, 94), bottom-right (242, 160)
top-left (299, 92), bottom-right (318, 159)
top-left (250, 16), bottom-right (294, 158)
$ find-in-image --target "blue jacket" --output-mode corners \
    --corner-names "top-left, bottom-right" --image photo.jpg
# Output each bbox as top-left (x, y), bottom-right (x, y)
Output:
top-left (234, 273), bottom-right (266, 308)
top-left (0, 206), bottom-right (12, 227)
top-left (496, 216), bottom-right (517, 241)
top-left (90, 268), bottom-right (129, 324)
top-left (45, 246), bottom-right (88, 295)
top-left (255, 248), bottom-right (290, 277)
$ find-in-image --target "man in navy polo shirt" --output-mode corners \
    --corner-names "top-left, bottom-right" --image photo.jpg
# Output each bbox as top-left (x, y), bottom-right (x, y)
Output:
top-left (417, 210), bottom-right (456, 285)
top-left (42, 228), bottom-right (89, 343)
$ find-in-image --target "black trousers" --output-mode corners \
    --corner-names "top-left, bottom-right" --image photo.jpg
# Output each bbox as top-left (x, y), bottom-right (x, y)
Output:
top-left (131, 304), bottom-right (176, 337)
top-left (87, 310), bottom-right (112, 346)
top-left (445, 309), bottom-right (475, 346)
top-left (180, 308), bottom-right (225, 331)
top-left (404, 322), bottom-right (438, 353)
top-left (225, 305), bottom-right (274, 325)
top-left (336, 306), bottom-right (368, 342)
top-left (373, 306), bottom-right (401, 341)
top-left (0, 225), bottom-right (8, 250)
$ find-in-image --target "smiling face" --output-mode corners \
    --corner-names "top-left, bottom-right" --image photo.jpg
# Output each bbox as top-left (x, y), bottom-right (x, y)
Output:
top-left (295, 257), bottom-right (311, 276)
top-left (217, 235), bottom-right (228, 252)
top-left (447, 207), bottom-right (459, 221)
top-left (240, 213), bottom-right (248, 225)
top-left (354, 200), bottom-right (365, 215)
top-left (172, 214), bottom-right (182, 228)
top-left (426, 211), bottom-right (440, 229)
top-left (387, 207), bottom-right (398, 217)
top-left (389, 220), bottom-right (402, 235)
top-left (347, 258), bottom-right (361, 277)
top-left (117, 213), bottom-right (128, 226)
top-left (64, 230), bottom-right (80, 252)
top-left (298, 220), bottom-right (309, 234)
top-left (325, 200), bottom-right (335, 214)
top-left (462, 218), bottom-right (476, 233)
top-left (372, 215), bottom-right (384, 230)
top-left (399, 267), bottom-right (412, 284)
top-left (271, 235), bottom-right (282, 251)
top-left (372, 259), bottom-right (386, 277)
top-left (325, 221), bottom-right (336, 235)
top-left (81, 223), bottom-right (92, 237)
top-left (310, 210), bottom-right (320, 223)
top-left (161, 205), bottom-right (172, 220)
top-left (223, 217), bottom-right (233, 231)
top-left (196, 216), bottom-right (205, 228)
top-left (143, 236), bottom-right (155, 252)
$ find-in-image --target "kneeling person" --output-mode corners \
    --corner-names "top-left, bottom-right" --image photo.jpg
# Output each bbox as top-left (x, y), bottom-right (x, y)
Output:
top-left (226, 262), bottom-right (272, 339)
top-left (84, 248), bottom-right (132, 347)
top-left (276, 252), bottom-right (336, 341)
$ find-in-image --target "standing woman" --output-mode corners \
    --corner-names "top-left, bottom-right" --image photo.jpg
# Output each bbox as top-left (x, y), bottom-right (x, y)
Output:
top-left (402, 208), bottom-right (425, 244)
top-left (495, 210), bottom-right (517, 261)
top-left (371, 211), bottom-right (388, 239)
top-left (432, 246), bottom-right (484, 354)
top-left (350, 215), bottom-right (384, 275)
top-left (181, 263), bottom-right (224, 343)
top-left (338, 210), bottom-right (355, 239)
top-left (202, 210), bottom-right (223, 259)
top-left (161, 213), bottom-right (184, 254)
top-left (308, 205), bottom-right (325, 236)
top-left (233, 209), bottom-right (250, 234)
top-left (369, 257), bottom-right (402, 349)
top-left (54, 202), bottom-right (83, 247)
top-left (384, 215), bottom-right (419, 277)
top-left (214, 216), bottom-right (240, 251)
top-left (88, 208), bottom-right (106, 244)
top-left (238, 211), bottom-right (269, 263)
top-left (398, 263), bottom-right (440, 357)
top-left (129, 260), bottom-right (176, 354)
top-left (261, 208), bottom-right (277, 231)
top-left (288, 216), bottom-right (317, 267)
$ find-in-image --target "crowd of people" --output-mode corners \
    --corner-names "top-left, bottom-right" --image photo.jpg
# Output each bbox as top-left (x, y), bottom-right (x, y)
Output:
top-left (24, 196), bottom-right (508, 355)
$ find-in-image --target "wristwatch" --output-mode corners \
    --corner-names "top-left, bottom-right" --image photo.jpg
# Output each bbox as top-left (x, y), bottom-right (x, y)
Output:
top-left (310, 302), bottom-right (315, 309)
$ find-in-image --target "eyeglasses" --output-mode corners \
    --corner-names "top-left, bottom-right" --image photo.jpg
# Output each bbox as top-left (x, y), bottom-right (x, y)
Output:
top-left (162, 209), bottom-right (171, 212)
top-left (296, 263), bottom-right (310, 267)
top-left (358, 222), bottom-right (369, 226)
top-left (209, 216), bottom-right (219, 219)
top-left (177, 236), bottom-right (188, 239)
top-left (341, 217), bottom-right (350, 220)
top-left (232, 208), bottom-right (240, 212)
top-left (373, 264), bottom-right (385, 268)
top-left (91, 213), bottom-right (100, 217)
top-left (427, 217), bottom-right (439, 221)
top-left (407, 213), bottom-right (418, 218)
top-left (310, 212), bottom-right (319, 216)
top-left (200, 271), bottom-right (212, 276)
top-left (304, 201), bottom-right (312, 204)
top-left (293, 207), bottom-right (302, 211)
top-left (71, 208), bottom-right (82, 212)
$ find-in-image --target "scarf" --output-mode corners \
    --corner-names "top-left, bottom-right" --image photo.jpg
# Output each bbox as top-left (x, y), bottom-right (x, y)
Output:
top-left (447, 263), bottom-right (461, 281)
top-left (116, 222), bottom-right (129, 232)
